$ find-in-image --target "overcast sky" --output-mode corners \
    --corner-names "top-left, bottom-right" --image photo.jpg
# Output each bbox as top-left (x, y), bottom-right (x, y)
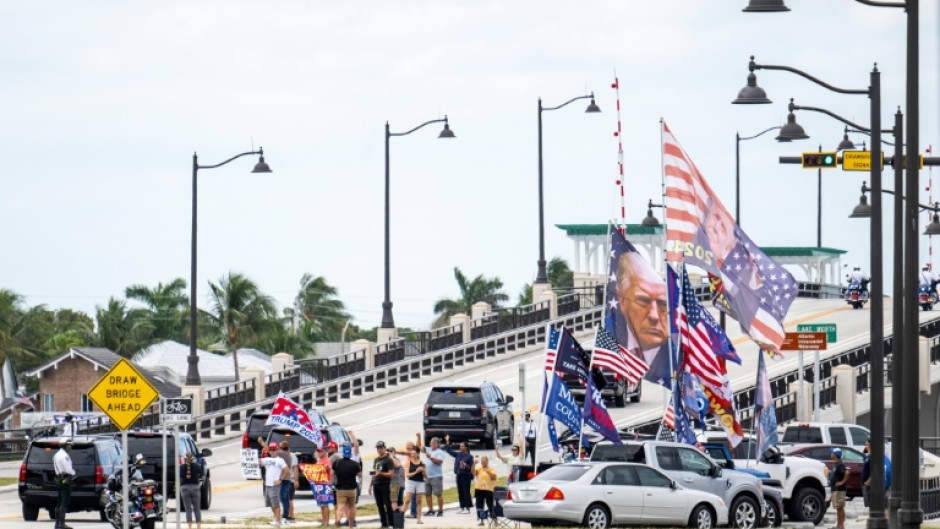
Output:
top-left (2, 1), bottom-right (938, 331)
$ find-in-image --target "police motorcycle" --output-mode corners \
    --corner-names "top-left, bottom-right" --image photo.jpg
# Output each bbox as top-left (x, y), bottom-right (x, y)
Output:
top-left (918, 280), bottom-right (940, 311)
top-left (844, 277), bottom-right (870, 309)
top-left (102, 453), bottom-right (164, 529)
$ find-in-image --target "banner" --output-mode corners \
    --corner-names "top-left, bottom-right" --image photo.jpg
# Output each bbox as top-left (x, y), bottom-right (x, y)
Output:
top-left (266, 392), bottom-right (324, 447)
top-left (240, 448), bottom-right (261, 480)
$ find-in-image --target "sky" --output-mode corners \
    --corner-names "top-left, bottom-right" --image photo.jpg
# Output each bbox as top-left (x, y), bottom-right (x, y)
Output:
top-left (2, 1), bottom-right (938, 331)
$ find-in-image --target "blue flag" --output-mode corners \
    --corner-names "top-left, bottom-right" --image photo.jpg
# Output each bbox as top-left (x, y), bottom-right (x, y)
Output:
top-left (544, 376), bottom-right (582, 440)
top-left (673, 372), bottom-right (698, 446)
top-left (584, 377), bottom-right (622, 445)
top-left (553, 327), bottom-right (607, 390)
top-left (546, 418), bottom-right (559, 453)
top-left (755, 351), bottom-right (778, 458)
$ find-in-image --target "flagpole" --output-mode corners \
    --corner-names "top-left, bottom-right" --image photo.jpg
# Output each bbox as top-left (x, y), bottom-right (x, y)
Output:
top-left (578, 327), bottom-right (601, 458)
top-left (659, 119), bottom-right (675, 435)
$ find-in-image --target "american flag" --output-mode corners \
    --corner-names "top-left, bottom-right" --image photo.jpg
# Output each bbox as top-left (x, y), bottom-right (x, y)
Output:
top-left (545, 326), bottom-right (561, 371)
top-left (662, 121), bottom-right (797, 351)
top-left (592, 326), bottom-right (649, 385)
top-left (673, 266), bottom-right (732, 389)
top-left (755, 351), bottom-right (779, 457)
top-left (663, 404), bottom-right (675, 430)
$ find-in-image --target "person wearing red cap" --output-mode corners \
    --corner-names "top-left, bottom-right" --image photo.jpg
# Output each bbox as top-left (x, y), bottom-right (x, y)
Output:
top-left (261, 444), bottom-right (288, 526)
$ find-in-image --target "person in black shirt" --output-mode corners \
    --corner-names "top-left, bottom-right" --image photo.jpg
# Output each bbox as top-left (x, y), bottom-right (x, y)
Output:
top-left (179, 451), bottom-right (203, 529)
top-left (443, 435), bottom-right (474, 514)
top-left (829, 448), bottom-right (850, 529)
top-left (371, 441), bottom-right (395, 529)
top-left (333, 444), bottom-right (362, 529)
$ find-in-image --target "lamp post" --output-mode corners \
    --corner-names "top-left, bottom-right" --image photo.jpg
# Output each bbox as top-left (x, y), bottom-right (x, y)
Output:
top-left (734, 58), bottom-right (888, 529)
top-left (380, 117), bottom-right (455, 332)
top-left (187, 148), bottom-right (272, 387)
top-left (535, 93), bottom-right (601, 284)
top-left (735, 126), bottom-right (785, 226)
top-left (742, 5), bottom-right (919, 526)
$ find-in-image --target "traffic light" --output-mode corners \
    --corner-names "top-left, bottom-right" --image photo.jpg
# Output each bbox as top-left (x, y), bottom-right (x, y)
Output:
top-left (802, 152), bottom-right (838, 169)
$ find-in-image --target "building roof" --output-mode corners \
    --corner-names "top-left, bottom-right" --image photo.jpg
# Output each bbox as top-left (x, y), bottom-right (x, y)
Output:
top-left (761, 246), bottom-right (847, 257)
top-left (134, 341), bottom-right (273, 388)
top-left (27, 347), bottom-right (180, 398)
top-left (555, 223), bottom-right (661, 236)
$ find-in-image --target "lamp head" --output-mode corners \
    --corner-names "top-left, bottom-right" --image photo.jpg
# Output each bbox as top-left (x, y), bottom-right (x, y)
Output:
top-left (743, 0), bottom-right (790, 12)
top-left (837, 129), bottom-right (857, 151)
top-left (585, 93), bottom-right (601, 113)
top-left (438, 116), bottom-right (456, 139)
top-left (925, 211), bottom-right (940, 236)
top-left (849, 193), bottom-right (872, 219)
top-left (776, 108), bottom-right (809, 141)
top-left (641, 208), bottom-right (661, 227)
top-left (252, 147), bottom-right (272, 173)
top-left (732, 71), bottom-right (771, 104)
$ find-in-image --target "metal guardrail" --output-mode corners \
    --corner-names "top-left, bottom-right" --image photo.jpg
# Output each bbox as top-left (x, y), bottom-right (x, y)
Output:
top-left (264, 367), bottom-right (301, 397)
top-left (297, 350), bottom-right (366, 383)
top-left (206, 378), bottom-right (256, 413)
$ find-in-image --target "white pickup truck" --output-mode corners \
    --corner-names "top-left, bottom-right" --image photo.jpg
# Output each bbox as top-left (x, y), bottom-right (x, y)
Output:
top-left (780, 422), bottom-right (870, 450)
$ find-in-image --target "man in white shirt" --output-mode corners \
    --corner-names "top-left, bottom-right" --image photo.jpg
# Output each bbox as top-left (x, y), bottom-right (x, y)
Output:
top-left (261, 443), bottom-right (289, 526)
top-left (919, 263), bottom-right (938, 288)
top-left (53, 438), bottom-right (75, 529)
top-left (522, 413), bottom-right (537, 465)
top-left (848, 264), bottom-right (871, 295)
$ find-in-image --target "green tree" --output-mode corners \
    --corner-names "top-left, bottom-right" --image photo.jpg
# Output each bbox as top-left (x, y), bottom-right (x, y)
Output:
top-left (95, 297), bottom-right (153, 357)
top-left (206, 272), bottom-right (279, 376)
top-left (286, 274), bottom-right (351, 342)
top-left (432, 267), bottom-right (509, 328)
top-left (125, 278), bottom-right (189, 343)
top-left (517, 257), bottom-right (574, 305)
top-left (0, 289), bottom-right (43, 369)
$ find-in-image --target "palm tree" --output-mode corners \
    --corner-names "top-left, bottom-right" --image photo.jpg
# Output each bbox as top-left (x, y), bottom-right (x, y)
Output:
top-left (287, 274), bottom-right (351, 342)
top-left (517, 257), bottom-right (574, 305)
top-left (0, 289), bottom-right (42, 368)
top-left (206, 272), bottom-right (279, 377)
top-left (95, 298), bottom-right (153, 357)
top-left (432, 267), bottom-right (509, 328)
top-left (125, 278), bottom-right (189, 343)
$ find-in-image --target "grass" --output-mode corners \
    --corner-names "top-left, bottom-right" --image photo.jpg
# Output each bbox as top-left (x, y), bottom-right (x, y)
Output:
top-left (232, 478), bottom-right (508, 525)
top-left (0, 477), bottom-right (16, 486)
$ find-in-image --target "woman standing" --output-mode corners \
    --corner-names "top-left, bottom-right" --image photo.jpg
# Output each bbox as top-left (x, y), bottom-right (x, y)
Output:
top-left (443, 436), bottom-right (474, 514)
top-left (179, 451), bottom-right (203, 529)
top-left (403, 447), bottom-right (426, 524)
top-left (472, 456), bottom-right (497, 526)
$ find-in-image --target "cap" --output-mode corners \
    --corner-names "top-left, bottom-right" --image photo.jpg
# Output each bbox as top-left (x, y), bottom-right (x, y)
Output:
top-left (327, 441), bottom-right (338, 451)
top-left (375, 440), bottom-right (386, 448)
top-left (268, 442), bottom-right (279, 450)
top-left (831, 448), bottom-right (843, 458)
top-left (342, 444), bottom-right (353, 458)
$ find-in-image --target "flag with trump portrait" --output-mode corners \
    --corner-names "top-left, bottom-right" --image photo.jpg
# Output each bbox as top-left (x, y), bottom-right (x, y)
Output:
top-left (661, 121), bottom-right (798, 352)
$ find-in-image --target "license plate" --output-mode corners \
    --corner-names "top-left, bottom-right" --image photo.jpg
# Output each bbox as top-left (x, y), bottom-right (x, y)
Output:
top-left (449, 411), bottom-right (461, 418)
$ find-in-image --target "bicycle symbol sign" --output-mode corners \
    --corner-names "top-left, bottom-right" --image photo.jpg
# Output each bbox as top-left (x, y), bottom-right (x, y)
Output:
top-left (163, 397), bottom-right (193, 424)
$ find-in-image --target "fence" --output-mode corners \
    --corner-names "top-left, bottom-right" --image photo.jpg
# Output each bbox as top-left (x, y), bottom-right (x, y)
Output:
top-left (296, 349), bottom-right (367, 383)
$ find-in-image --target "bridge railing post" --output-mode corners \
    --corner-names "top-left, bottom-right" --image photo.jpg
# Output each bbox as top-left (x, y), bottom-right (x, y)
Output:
top-left (832, 364), bottom-right (857, 423)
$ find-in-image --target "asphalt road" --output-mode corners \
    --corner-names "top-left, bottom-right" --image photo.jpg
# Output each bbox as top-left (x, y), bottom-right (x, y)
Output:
top-left (0, 297), bottom-right (923, 527)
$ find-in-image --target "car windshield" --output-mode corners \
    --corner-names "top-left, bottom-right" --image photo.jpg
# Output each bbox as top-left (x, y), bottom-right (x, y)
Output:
top-left (428, 388), bottom-right (481, 405)
top-left (268, 429), bottom-right (320, 452)
top-left (531, 465), bottom-right (591, 482)
top-left (127, 435), bottom-right (177, 459)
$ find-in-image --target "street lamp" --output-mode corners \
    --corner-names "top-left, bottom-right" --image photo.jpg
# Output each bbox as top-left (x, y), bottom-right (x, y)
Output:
top-left (535, 93), bottom-right (601, 285)
top-left (380, 116), bottom-right (455, 332)
top-left (742, 0), bottom-right (790, 12)
top-left (741, 2), bottom-right (921, 525)
top-left (735, 126), bottom-right (785, 225)
top-left (187, 148), bottom-right (272, 387)
top-left (733, 57), bottom-right (888, 529)
top-left (641, 199), bottom-right (664, 227)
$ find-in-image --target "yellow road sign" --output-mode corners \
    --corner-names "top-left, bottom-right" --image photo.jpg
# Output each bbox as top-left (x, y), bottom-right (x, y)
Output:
top-left (87, 358), bottom-right (159, 430)
top-left (842, 150), bottom-right (884, 171)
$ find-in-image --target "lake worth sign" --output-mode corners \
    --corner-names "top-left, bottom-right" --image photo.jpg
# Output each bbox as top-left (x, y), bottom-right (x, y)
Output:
top-left (87, 358), bottom-right (159, 430)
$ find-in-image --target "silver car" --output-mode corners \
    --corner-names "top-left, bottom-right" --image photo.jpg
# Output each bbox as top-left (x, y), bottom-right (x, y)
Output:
top-left (504, 462), bottom-right (729, 529)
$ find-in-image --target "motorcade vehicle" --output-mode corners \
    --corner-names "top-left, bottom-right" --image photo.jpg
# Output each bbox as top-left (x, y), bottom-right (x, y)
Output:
top-left (701, 437), bottom-right (828, 525)
top-left (919, 284), bottom-right (938, 311)
top-left (785, 444), bottom-right (865, 499)
top-left (503, 462), bottom-right (728, 529)
top-left (19, 435), bottom-right (122, 521)
top-left (422, 381), bottom-right (514, 448)
top-left (590, 440), bottom-right (766, 529)
top-left (121, 430), bottom-right (212, 509)
top-left (780, 423), bottom-right (870, 450)
top-left (102, 454), bottom-right (164, 529)
top-left (845, 279), bottom-right (869, 309)
top-left (562, 369), bottom-right (642, 407)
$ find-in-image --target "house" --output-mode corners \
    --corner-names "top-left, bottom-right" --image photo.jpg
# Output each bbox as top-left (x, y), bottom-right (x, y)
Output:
top-left (25, 347), bottom-right (180, 418)
top-left (133, 340), bottom-right (275, 389)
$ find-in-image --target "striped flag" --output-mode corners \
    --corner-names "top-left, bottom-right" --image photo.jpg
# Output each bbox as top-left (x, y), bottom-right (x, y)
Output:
top-left (662, 121), bottom-right (797, 351)
top-left (671, 266), bottom-right (735, 389)
top-left (592, 327), bottom-right (649, 385)
top-left (545, 326), bottom-right (561, 371)
top-left (663, 404), bottom-right (675, 430)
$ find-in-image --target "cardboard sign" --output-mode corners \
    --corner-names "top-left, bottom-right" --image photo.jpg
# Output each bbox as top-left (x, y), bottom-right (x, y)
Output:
top-left (240, 448), bottom-right (261, 480)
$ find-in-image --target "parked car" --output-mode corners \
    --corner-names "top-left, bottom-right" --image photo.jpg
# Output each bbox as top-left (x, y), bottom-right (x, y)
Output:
top-left (786, 444), bottom-right (865, 499)
top-left (19, 435), bottom-right (122, 521)
top-left (702, 435), bottom-right (829, 525)
top-left (590, 440), bottom-right (766, 529)
top-left (780, 423), bottom-right (870, 450)
top-left (266, 423), bottom-right (355, 492)
top-left (503, 462), bottom-right (728, 529)
top-left (422, 381), bottom-right (514, 448)
top-left (121, 430), bottom-right (212, 509)
top-left (563, 369), bottom-right (642, 407)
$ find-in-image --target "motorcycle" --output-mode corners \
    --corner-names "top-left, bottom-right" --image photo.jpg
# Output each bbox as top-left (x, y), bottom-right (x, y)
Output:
top-left (918, 284), bottom-right (938, 311)
top-left (102, 456), bottom-right (164, 529)
top-left (845, 279), bottom-right (869, 309)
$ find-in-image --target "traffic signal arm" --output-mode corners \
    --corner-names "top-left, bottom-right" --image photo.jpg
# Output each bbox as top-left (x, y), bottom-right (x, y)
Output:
top-left (781, 155), bottom-right (939, 167)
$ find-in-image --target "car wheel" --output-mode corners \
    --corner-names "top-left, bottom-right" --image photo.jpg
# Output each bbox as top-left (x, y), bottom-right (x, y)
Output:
top-left (100, 507), bottom-right (108, 522)
top-left (47, 507), bottom-right (55, 520)
top-left (22, 503), bottom-right (39, 521)
top-left (631, 381), bottom-right (642, 403)
top-left (731, 496), bottom-right (759, 529)
top-left (200, 477), bottom-right (212, 509)
top-left (788, 488), bottom-right (824, 525)
top-left (689, 504), bottom-right (714, 529)
top-left (140, 519), bottom-right (155, 529)
top-left (765, 498), bottom-right (782, 528)
top-left (583, 503), bottom-right (610, 529)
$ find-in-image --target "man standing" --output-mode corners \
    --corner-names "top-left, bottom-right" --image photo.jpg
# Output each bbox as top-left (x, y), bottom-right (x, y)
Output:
top-left (522, 413), bottom-right (537, 465)
top-left (261, 444), bottom-right (289, 527)
top-left (333, 444), bottom-right (361, 528)
top-left (443, 435), bottom-right (474, 514)
top-left (370, 441), bottom-right (395, 529)
top-left (829, 448), bottom-right (850, 529)
top-left (53, 438), bottom-right (75, 529)
top-left (277, 441), bottom-right (298, 524)
top-left (422, 437), bottom-right (445, 517)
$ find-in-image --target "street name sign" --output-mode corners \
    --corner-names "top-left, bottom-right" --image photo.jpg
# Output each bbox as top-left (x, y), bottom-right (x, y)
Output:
top-left (87, 358), bottom-right (159, 430)
top-left (162, 397), bottom-right (193, 424)
top-left (796, 323), bottom-right (837, 343)
top-left (780, 332), bottom-right (828, 351)
top-left (842, 150), bottom-right (884, 171)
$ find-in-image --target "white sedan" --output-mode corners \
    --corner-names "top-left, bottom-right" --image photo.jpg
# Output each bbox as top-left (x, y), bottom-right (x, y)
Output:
top-left (504, 462), bottom-right (728, 529)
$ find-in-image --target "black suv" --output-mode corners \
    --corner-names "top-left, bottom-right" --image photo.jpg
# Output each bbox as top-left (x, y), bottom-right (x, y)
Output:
top-left (122, 430), bottom-right (212, 509)
top-left (265, 423), bottom-right (353, 491)
top-left (422, 381), bottom-right (514, 448)
top-left (19, 436), bottom-right (122, 521)
top-left (244, 409), bottom-right (330, 458)
top-left (563, 368), bottom-right (642, 407)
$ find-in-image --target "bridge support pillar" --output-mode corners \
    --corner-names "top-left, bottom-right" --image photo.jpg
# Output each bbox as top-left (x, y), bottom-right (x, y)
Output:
top-left (789, 380), bottom-right (813, 422)
top-left (471, 302), bottom-right (491, 320)
top-left (355, 339), bottom-right (375, 370)
top-left (833, 364), bottom-right (857, 423)
top-left (377, 327), bottom-right (398, 345)
top-left (182, 385), bottom-right (206, 417)
top-left (449, 314), bottom-right (471, 343)
top-left (919, 337), bottom-right (930, 393)
top-left (537, 288), bottom-right (558, 320)
top-left (241, 367), bottom-right (265, 404)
